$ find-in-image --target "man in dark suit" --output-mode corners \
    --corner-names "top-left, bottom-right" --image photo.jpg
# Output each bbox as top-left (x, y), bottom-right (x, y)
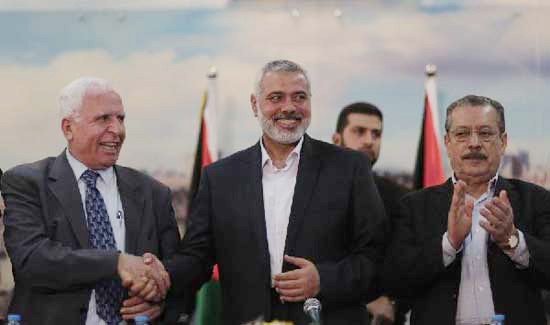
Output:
top-left (167, 60), bottom-right (387, 325)
top-left (384, 95), bottom-right (550, 325)
top-left (1, 77), bottom-right (175, 324)
top-left (333, 102), bottom-right (409, 325)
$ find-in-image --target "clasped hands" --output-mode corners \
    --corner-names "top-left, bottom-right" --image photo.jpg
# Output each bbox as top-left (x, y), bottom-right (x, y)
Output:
top-left (117, 252), bottom-right (170, 320)
top-left (448, 180), bottom-right (516, 251)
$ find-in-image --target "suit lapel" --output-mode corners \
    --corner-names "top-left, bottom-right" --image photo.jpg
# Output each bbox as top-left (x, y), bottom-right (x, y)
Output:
top-left (283, 135), bottom-right (321, 264)
top-left (48, 152), bottom-right (90, 249)
top-left (116, 166), bottom-right (145, 255)
top-left (435, 179), bottom-right (454, 236)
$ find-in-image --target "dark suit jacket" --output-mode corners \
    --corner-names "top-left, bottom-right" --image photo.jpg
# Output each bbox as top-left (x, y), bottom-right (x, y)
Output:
top-left (383, 177), bottom-right (550, 325)
top-left (168, 134), bottom-right (387, 325)
top-left (0, 151), bottom-right (181, 324)
top-left (372, 175), bottom-right (409, 325)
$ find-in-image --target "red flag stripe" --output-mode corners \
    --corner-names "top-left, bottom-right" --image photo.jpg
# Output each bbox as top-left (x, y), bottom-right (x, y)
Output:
top-left (422, 94), bottom-right (445, 187)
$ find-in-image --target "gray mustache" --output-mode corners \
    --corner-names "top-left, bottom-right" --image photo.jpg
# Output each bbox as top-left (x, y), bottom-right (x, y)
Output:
top-left (273, 113), bottom-right (303, 120)
top-left (462, 152), bottom-right (487, 160)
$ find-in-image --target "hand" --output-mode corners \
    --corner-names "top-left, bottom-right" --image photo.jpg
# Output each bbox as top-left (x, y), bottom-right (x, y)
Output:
top-left (143, 253), bottom-right (171, 298)
top-left (479, 190), bottom-right (516, 250)
top-left (117, 253), bottom-right (161, 301)
top-left (447, 181), bottom-right (473, 250)
top-left (120, 294), bottom-right (164, 321)
top-left (367, 296), bottom-right (395, 323)
top-left (272, 255), bottom-right (320, 303)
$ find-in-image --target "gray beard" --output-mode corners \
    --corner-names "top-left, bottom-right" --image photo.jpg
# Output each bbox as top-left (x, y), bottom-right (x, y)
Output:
top-left (257, 110), bottom-right (310, 144)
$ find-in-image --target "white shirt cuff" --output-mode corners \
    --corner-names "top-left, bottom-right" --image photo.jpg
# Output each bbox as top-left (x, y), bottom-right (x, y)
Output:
top-left (503, 230), bottom-right (530, 269)
top-left (442, 232), bottom-right (463, 267)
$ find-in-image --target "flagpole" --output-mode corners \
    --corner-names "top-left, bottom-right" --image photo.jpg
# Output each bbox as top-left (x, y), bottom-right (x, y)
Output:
top-left (425, 64), bottom-right (441, 145)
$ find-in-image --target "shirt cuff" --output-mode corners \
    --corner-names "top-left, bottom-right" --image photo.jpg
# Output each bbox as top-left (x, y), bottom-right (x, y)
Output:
top-left (442, 232), bottom-right (463, 267)
top-left (503, 230), bottom-right (530, 269)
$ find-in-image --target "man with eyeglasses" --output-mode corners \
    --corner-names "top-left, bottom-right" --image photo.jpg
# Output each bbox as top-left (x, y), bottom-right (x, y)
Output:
top-left (383, 95), bottom-right (550, 324)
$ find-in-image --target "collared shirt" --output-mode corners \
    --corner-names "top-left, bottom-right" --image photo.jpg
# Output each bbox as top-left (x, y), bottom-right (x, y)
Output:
top-left (261, 137), bottom-right (303, 279)
top-left (442, 173), bottom-right (530, 325)
top-left (66, 149), bottom-right (126, 325)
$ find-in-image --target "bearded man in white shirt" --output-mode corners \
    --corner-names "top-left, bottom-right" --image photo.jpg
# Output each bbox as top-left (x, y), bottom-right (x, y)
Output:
top-left (167, 60), bottom-right (387, 325)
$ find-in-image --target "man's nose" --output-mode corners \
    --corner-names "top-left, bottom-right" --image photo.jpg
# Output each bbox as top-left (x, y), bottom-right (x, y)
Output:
top-left (280, 100), bottom-right (296, 113)
top-left (362, 133), bottom-right (374, 147)
top-left (108, 118), bottom-right (124, 135)
top-left (467, 132), bottom-right (482, 147)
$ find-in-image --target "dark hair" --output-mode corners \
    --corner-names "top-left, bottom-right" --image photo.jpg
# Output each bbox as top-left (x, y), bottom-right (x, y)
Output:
top-left (445, 95), bottom-right (505, 133)
top-left (335, 102), bottom-right (383, 133)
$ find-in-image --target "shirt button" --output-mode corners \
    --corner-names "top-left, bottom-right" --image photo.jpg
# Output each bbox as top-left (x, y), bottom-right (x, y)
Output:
top-left (476, 256), bottom-right (481, 260)
top-left (479, 286), bottom-right (484, 292)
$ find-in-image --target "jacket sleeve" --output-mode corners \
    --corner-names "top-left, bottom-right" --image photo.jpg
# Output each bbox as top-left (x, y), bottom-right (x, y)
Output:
top-left (1, 168), bottom-right (119, 291)
top-left (315, 153), bottom-right (389, 306)
top-left (382, 192), bottom-right (460, 298)
top-left (165, 168), bottom-right (214, 295)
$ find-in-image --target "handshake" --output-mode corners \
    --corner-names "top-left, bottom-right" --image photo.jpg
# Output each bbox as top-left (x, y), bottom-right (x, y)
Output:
top-left (117, 252), bottom-right (170, 320)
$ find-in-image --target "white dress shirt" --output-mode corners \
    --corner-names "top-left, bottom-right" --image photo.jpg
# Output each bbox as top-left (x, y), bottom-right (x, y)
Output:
top-left (66, 149), bottom-right (126, 325)
top-left (260, 137), bottom-right (303, 279)
top-left (442, 173), bottom-right (530, 325)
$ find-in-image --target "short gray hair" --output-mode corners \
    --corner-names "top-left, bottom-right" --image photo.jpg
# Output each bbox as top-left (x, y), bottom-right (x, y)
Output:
top-left (59, 77), bottom-right (114, 120)
top-left (254, 60), bottom-right (311, 97)
top-left (445, 94), bottom-right (506, 134)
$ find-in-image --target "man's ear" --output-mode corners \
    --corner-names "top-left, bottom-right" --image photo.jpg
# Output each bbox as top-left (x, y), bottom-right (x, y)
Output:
top-left (250, 94), bottom-right (258, 117)
top-left (61, 118), bottom-right (73, 141)
top-left (332, 133), bottom-right (342, 146)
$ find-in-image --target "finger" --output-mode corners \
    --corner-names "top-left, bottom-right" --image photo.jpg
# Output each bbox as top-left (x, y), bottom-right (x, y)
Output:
top-left (479, 219), bottom-right (497, 235)
top-left (129, 277), bottom-right (147, 295)
top-left (146, 267), bottom-right (168, 297)
top-left (492, 196), bottom-right (512, 219)
top-left (143, 252), bottom-right (155, 265)
top-left (279, 295), bottom-right (306, 302)
top-left (485, 200), bottom-right (507, 222)
top-left (274, 279), bottom-right (301, 289)
top-left (283, 255), bottom-right (310, 268)
top-left (479, 208), bottom-right (501, 229)
top-left (120, 269), bottom-right (134, 288)
top-left (499, 189), bottom-right (509, 203)
top-left (122, 296), bottom-right (143, 307)
top-left (133, 278), bottom-right (154, 298)
top-left (120, 302), bottom-right (150, 315)
top-left (273, 269), bottom-right (302, 281)
top-left (277, 286), bottom-right (303, 297)
top-left (464, 197), bottom-right (474, 219)
top-left (450, 182), bottom-right (462, 213)
top-left (145, 284), bottom-right (161, 302)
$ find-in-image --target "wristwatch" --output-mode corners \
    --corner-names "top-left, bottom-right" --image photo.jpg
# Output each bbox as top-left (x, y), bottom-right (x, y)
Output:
top-left (506, 230), bottom-right (519, 250)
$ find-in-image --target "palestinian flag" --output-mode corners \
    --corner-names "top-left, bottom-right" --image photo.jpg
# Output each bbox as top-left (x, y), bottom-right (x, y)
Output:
top-left (189, 68), bottom-right (222, 325)
top-left (413, 64), bottom-right (445, 189)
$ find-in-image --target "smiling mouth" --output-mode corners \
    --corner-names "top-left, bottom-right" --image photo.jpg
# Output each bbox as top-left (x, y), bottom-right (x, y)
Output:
top-left (274, 116), bottom-right (302, 128)
top-left (100, 142), bottom-right (121, 151)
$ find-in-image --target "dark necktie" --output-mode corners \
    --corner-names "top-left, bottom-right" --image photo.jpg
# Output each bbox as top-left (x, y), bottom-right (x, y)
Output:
top-left (81, 169), bottom-right (123, 325)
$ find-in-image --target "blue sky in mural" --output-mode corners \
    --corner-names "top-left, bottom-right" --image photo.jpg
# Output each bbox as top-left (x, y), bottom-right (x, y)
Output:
top-left (0, 0), bottom-right (549, 178)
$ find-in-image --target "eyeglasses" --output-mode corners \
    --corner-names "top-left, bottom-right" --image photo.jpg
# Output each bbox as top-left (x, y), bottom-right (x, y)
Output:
top-left (450, 128), bottom-right (499, 142)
